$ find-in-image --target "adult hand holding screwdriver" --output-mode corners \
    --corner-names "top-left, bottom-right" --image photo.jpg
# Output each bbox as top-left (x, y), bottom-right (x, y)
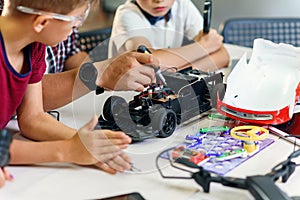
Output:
top-left (95, 51), bottom-right (159, 92)
top-left (137, 45), bottom-right (167, 86)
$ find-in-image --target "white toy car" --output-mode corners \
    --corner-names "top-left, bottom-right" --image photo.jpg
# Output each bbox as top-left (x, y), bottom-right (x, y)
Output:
top-left (217, 38), bottom-right (300, 125)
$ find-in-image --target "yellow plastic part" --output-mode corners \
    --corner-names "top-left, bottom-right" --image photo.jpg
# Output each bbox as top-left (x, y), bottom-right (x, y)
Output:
top-left (230, 125), bottom-right (269, 142)
top-left (243, 142), bottom-right (257, 153)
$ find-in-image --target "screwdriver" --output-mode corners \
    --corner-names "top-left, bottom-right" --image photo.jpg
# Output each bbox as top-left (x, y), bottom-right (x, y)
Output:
top-left (137, 45), bottom-right (167, 86)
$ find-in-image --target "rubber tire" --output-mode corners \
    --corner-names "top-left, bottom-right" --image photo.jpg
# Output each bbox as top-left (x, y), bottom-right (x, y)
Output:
top-left (152, 108), bottom-right (177, 138)
top-left (103, 96), bottom-right (127, 122)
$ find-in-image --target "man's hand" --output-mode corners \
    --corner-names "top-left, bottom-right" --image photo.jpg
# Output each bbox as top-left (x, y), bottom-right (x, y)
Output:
top-left (95, 52), bottom-right (159, 91)
top-left (67, 115), bottom-right (132, 171)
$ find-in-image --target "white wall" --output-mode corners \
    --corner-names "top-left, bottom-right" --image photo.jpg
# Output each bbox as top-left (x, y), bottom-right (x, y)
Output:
top-left (192, 0), bottom-right (300, 31)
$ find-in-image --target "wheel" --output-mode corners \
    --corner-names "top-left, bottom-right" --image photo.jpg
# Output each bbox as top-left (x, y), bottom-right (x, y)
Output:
top-left (152, 108), bottom-right (177, 138)
top-left (102, 96), bottom-right (127, 121)
top-left (210, 83), bottom-right (226, 108)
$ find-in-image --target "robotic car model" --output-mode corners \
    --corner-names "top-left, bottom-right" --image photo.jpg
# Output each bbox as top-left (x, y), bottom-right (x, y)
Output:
top-left (97, 67), bottom-right (224, 142)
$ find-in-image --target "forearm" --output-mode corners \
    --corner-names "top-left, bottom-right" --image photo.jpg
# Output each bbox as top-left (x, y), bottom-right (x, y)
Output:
top-left (18, 112), bottom-right (77, 141)
top-left (181, 45), bottom-right (230, 72)
top-left (208, 45), bottom-right (230, 69)
top-left (42, 68), bottom-right (90, 111)
top-left (9, 139), bottom-right (68, 164)
top-left (64, 51), bottom-right (89, 71)
top-left (10, 117), bottom-right (132, 170)
top-left (124, 37), bottom-right (210, 69)
top-left (153, 42), bottom-right (210, 67)
top-left (18, 83), bottom-right (78, 140)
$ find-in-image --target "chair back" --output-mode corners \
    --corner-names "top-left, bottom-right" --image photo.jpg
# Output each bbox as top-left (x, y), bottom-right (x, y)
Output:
top-left (101, 0), bottom-right (126, 13)
top-left (219, 18), bottom-right (300, 48)
top-left (78, 27), bottom-right (112, 61)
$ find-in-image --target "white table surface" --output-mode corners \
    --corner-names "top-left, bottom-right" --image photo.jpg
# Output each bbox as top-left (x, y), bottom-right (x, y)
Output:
top-left (2, 44), bottom-right (300, 200)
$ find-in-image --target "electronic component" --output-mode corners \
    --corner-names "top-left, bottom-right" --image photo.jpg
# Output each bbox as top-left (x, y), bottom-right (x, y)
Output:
top-left (177, 127), bottom-right (274, 175)
top-left (171, 146), bottom-right (208, 165)
top-left (230, 125), bottom-right (269, 153)
top-left (199, 126), bottom-right (230, 133)
top-left (208, 113), bottom-right (232, 121)
top-left (215, 149), bottom-right (247, 161)
top-left (185, 132), bottom-right (205, 143)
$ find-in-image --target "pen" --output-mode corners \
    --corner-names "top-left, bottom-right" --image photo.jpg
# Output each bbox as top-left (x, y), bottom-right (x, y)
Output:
top-left (203, 0), bottom-right (212, 34)
top-left (137, 45), bottom-right (167, 86)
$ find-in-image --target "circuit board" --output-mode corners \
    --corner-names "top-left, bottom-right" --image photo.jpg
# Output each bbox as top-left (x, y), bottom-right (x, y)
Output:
top-left (162, 128), bottom-right (274, 176)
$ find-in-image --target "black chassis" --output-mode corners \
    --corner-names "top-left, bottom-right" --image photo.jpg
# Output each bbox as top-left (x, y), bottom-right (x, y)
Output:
top-left (97, 67), bottom-right (224, 142)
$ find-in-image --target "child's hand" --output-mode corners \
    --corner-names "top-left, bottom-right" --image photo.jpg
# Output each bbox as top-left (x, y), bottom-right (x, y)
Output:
top-left (0, 167), bottom-right (13, 188)
top-left (66, 115), bottom-right (131, 170)
top-left (94, 152), bottom-right (131, 174)
top-left (194, 29), bottom-right (224, 54)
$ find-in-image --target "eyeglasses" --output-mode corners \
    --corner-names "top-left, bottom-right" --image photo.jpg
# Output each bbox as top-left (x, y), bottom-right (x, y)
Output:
top-left (16, 1), bottom-right (90, 27)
